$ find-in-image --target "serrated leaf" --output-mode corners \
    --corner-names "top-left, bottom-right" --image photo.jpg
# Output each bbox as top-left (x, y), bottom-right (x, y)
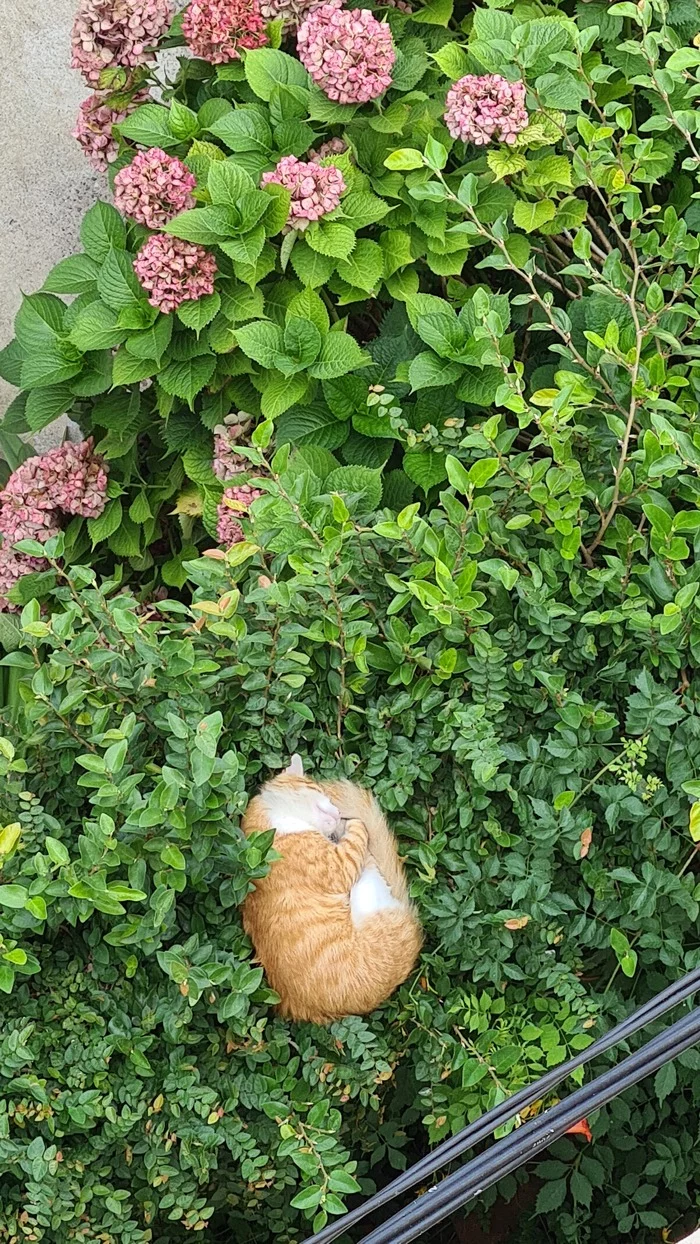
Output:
top-left (325, 465), bottom-right (383, 512)
top-left (97, 249), bottom-right (144, 311)
top-left (512, 199), bottom-right (557, 233)
top-left (70, 301), bottom-right (128, 352)
top-left (409, 352), bottom-right (462, 391)
top-left (306, 222), bottom-right (356, 261)
top-left (88, 499), bottom-right (123, 548)
top-left (244, 47), bottom-right (309, 100)
top-left (25, 385), bottom-right (74, 432)
top-left (308, 333), bottom-right (369, 380)
top-left (164, 205), bottom-right (238, 245)
top-left (43, 254), bottom-right (100, 294)
top-left (235, 321), bottom-right (284, 369)
top-left (336, 239), bottom-right (384, 292)
top-left (118, 103), bottom-right (178, 150)
top-left (177, 292), bottom-right (222, 334)
top-left (158, 356), bottom-right (217, 407)
top-left (290, 242), bottom-right (335, 288)
top-left (403, 449), bottom-right (448, 492)
top-left (80, 201), bottom-right (126, 263)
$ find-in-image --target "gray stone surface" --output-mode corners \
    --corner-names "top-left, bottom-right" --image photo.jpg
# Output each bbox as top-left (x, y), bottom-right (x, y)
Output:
top-left (0, 0), bottom-right (106, 432)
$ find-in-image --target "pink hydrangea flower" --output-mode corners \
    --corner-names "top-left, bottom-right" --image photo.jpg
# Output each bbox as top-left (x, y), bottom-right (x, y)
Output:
top-left (297, 0), bottom-right (395, 105)
top-left (71, 0), bottom-right (174, 85)
top-left (134, 234), bottom-right (217, 314)
top-left (261, 155), bottom-right (345, 228)
top-left (259, 0), bottom-right (318, 31)
top-left (73, 89), bottom-right (150, 171)
top-left (0, 439), bottom-right (108, 523)
top-left (182, 0), bottom-right (267, 63)
top-left (114, 149), bottom-right (197, 228)
top-left (307, 136), bottom-right (348, 163)
top-left (0, 439), bottom-right (108, 610)
top-left (217, 484), bottom-right (263, 546)
top-left (0, 548), bottom-right (49, 612)
top-left (444, 75), bottom-right (528, 146)
top-left (212, 422), bottom-right (250, 481)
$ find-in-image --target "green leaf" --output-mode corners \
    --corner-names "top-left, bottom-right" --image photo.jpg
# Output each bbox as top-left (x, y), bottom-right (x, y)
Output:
top-left (0, 884), bottom-right (28, 908)
top-left (469, 458), bottom-right (500, 487)
top-left (290, 242), bottom-right (336, 288)
top-left (112, 350), bottom-right (161, 387)
top-left (536, 1180), bottom-right (568, 1213)
top-left (80, 201), bottom-right (126, 263)
top-left (70, 301), bottom-right (128, 352)
top-left (88, 499), bottom-right (123, 548)
top-left (208, 109), bottom-right (273, 154)
top-left (412, 0), bottom-right (452, 23)
top-left (169, 98), bottom-right (199, 141)
top-left (164, 206), bottom-right (238, 244)
top-left (43, 254), bottom-right (100, 294)
top-left (512, 199), bottom-right (557, 233)
top-left (430, 41), bottom-right (470, 79)
top-left (177, 292), bottom-right (222, 334)
top-left (97, 249), bottom-right (144, 311)
top-left (403, 449), bottom-right (448, 492)
top-left (260, 372), bottom-right (309, 418)
top-left (384, 148), bottom-right (424, 171)
top-left (409, 352), bottom-right (462, 391)
top-left (25, 385), bottom-right (75, 432)
top-left (158, 356), bottom-right (217, 408)
top-left (208, 159), bottom-right (256, 206)
top-left (284, 318), bottom-right (322, 367)
top-left (235, 321), bottom-right (284, 369)
top-left (306, 222), bottom-right (356, 261)
top-left (308, 333), bottom-right (369, 380)
top-left (336, 239), bottom-right (384, 293)
top-left (325, 465), bottom-right (383, 512)
top-left (125, 315), bottom-right (173, 361)
top-left (654, 1061), bottom-right (677, 1104)
top-left (290, 1186), bottom-right (324, 1211)
top-left (244, 48), bottom-right (309, 100)
top-left (118, 103), bottom-right (179, 150)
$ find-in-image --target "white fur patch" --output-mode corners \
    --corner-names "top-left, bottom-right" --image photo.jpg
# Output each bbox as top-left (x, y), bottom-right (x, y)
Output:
top-left (262, 785), bottom-right (340, 837)
top-left (351, 866), bottom-right (401, 923)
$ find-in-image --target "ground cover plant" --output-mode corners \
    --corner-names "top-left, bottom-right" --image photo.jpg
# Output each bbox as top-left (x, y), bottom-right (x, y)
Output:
top-left (3, 0), bottom-right (700, 1240)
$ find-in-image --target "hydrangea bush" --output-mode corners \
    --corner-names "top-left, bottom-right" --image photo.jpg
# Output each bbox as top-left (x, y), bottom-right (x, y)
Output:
top-left (1, 0), bottom-right (699, 590)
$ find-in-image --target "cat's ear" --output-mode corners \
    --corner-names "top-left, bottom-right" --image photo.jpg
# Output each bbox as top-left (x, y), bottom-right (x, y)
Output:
top-left (285, 754), bottom-right (304, 777)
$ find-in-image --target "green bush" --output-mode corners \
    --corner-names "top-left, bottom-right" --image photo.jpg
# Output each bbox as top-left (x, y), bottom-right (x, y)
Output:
top-left (2, 444), bottom-right (700, 1241)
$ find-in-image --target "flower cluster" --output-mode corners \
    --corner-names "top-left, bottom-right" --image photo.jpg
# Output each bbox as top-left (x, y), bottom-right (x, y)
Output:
top-left (212, 422), bottom-right (251, 481)
top-left (181, 0), bottom-right (267, 63)
top-left (307, 136), bottom-right (348, 163)
top-left (134, 235), bottom-right (217, 313)
top-left (261, 155), bottom-right (345, 228)
top-left (114, 149), bottom-right (197, 228)
top-left (73, 89), bottom-right (149, 171)
top-left (71, 0), bottom-right (173, 84)
top-left (259, 0), bottom-right (318, 31)
top-left (444, 74), bottom-right (528, 147)
top-left (297, 0), bottom-right (395, 105)
top-left (217, 484), bottom-right (263, 546)
top-left (0, 439), bottom-right (108, 610)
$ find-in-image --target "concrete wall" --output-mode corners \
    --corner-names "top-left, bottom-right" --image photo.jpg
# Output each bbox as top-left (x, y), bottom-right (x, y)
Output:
top-left (0, 0), bottom-right (105, 435)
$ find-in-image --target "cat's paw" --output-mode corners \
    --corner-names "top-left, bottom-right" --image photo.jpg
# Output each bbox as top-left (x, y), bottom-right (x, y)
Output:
top-left (311, 793), bottom-right (341, 837)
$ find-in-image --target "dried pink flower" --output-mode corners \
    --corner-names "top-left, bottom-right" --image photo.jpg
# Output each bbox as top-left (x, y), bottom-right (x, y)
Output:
top-left (0, 439), bottom-right (109, 610)
top-left (182, 0), bottom-right (267, 62)
top-left (71, 0), bottom-right (173, 85)
top-left (114, 148), bottom-right (197, 228)
top-left (212, 423), bottom-right (250, 481)
top-left (0, 547), bottom-right (49, 612)
top-left (73, 89), bottom-right (150, 171)
top-left (134, 234), bottom-right (218, 314)
top-left (444, 74), bottom-right (528, 147)
top-left (297, 0), bottom-right (395, 105)
top-left (259, 0), bottom-right (318, 31)
top-left (261, 155), bottom-right (345, 228)
top-left (307, 136), bottom-right (348, 163)
top-left (217, 484), bottom-right (263, 546)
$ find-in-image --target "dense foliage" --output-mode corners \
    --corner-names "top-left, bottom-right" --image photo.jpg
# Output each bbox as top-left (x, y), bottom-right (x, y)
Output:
top-left (2, 442), bottom-right (700, 1242)
top-left (4, 0), bottom-right (700, 1239)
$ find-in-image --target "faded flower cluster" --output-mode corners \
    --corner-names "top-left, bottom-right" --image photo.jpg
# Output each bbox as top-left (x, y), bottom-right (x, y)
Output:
top-left (134, 235), bottom-right (218, 313)
top-left (0, 440), bottom-right (109, 610)
top-left (217, 484), bottom-right (263, 547)
top-left (181, 0), bottom-right (268, 62)
top-left (114, 149), bottom-right (197, 228)
top-left (212, 422), bottom-right (251, 481)
top-left (71, 0), bottom-right (173, 84)
top-left (259, 0), bottom-right (319, 31)
top-left (297, 0), bottom-right (395, 105)
top-left (444, 74), bottom-right (528, 146)
top-left (73, 89), bottom-right (149, 171)
top-left (261, 155), bottom-right (345, 228)
top-left (308, 136), bottom-right (348, 163)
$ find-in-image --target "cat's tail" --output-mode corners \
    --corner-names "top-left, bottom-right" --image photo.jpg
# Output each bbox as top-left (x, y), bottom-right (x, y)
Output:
top-left (321, 780), bottom-right (411, 905)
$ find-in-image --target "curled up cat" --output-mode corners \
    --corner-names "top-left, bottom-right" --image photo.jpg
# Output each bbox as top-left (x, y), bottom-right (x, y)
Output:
top-left (241, 757), bottom-right (423, 1024)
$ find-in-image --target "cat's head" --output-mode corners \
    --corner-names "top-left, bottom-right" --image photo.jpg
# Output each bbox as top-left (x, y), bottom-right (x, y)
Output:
top-left (260, 756), bottom-right (342, 840)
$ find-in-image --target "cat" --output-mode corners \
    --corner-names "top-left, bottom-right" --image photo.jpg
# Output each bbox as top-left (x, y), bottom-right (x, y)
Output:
top-left (241, 756), bottom-right (423, 1024)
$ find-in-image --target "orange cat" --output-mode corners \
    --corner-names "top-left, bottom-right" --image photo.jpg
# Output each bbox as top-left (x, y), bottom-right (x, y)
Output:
top-left (241, 757), bottom-right (423, 1024)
